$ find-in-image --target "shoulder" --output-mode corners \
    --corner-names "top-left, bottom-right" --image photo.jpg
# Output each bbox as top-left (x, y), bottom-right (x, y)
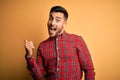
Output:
top-left (64, 32), bottom-right (85, 44)
top-left (66, 32), bottom-right (83, 40)
top-left (38, 37), bottom-right (51, 48)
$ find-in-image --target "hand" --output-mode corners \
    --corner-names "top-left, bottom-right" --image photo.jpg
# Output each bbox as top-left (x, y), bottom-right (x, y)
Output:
top-left (24, 40), bottom-right (35, 57)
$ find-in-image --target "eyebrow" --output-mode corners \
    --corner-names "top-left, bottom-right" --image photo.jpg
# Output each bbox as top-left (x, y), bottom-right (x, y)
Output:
top-left (49, 15), bottom-right (62, 19)
top-left (56, 16), bottom-right (62, 19)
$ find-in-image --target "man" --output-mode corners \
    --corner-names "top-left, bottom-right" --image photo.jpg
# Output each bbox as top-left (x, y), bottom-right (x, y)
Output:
top-left (24, 6), bottom-right (95, 80)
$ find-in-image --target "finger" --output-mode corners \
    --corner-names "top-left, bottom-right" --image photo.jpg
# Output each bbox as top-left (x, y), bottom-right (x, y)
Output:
top-left (32, 45), bottom-right (35, 49)
top-left (24, 40), bottom-right (28, 46)
top-left (24, 40), bottom-right (29, 48)
top-left (30, 41), bottom-right (35, 49)
top-left (24, 40), bottom-right (27, 43)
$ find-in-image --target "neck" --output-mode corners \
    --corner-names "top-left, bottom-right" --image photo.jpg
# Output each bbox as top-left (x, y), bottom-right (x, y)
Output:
top-left (57, 29), bottom-right (65, 36)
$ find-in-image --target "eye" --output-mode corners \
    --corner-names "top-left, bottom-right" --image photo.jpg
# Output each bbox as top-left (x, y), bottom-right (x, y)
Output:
top-left (56, 19), bottom-right (61, 23)
top-left (49, 17), bottom-right (53, 21)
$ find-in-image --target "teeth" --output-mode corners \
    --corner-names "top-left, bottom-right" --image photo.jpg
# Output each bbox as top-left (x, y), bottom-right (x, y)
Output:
top-left (50, 27), bottom-right (56, 30)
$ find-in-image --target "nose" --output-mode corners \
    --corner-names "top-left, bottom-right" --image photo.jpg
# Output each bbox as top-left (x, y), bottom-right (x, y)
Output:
top-left (51, 20), bottom-right (55, 26)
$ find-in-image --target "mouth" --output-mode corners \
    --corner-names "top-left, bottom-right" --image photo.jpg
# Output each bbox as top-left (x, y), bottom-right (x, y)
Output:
top-left (49, 27), bottom-right (57, 34)
top-left (50, 27), bottom-right (57, 30)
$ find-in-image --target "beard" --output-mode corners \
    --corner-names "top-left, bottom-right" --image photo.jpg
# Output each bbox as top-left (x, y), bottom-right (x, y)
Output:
top-left (48, 25), bottom-right (64, 37)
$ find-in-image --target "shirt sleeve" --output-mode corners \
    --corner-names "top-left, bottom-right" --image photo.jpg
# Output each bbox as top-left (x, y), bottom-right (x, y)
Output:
top-left (25, 47), bottom-right (45, 80)
top-left (76, 36), bottom-right (95, 80)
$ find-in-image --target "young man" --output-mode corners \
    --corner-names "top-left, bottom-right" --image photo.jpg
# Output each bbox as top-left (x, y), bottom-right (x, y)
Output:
top-left (25, 6), bottom-right (95, 80)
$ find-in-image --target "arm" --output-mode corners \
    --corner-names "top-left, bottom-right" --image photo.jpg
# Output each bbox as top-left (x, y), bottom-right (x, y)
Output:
top-left (24, 40), bottom-right (45, 80)
top-left (76, 37), bottom-right (95, 80)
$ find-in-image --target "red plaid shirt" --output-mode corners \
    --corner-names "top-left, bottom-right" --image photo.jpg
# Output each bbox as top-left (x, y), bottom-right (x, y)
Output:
top-left (26, 31), bottom-right (95, 80)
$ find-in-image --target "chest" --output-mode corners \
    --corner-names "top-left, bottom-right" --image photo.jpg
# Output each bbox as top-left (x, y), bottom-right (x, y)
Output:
top-left (41, 38), bottom-right (78, 61)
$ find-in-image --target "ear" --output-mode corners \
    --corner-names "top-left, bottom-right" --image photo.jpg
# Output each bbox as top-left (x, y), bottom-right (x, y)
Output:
top-left (63, 20), bottom-right (67, 27)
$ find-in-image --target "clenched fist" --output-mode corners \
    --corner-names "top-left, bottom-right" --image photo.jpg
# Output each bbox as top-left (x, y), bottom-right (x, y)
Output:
top-left (24, 40), bottom-right (35, 57)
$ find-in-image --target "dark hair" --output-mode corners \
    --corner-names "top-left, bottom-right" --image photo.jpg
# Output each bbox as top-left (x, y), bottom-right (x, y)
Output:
top-left (50, 6), bottom-right (68, 20)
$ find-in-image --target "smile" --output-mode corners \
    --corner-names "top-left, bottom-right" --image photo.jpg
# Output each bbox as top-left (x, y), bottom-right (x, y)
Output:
top-left (49, 27), bottom-right (57, 34)
top-left (50, 27), bottom-right (57, 31)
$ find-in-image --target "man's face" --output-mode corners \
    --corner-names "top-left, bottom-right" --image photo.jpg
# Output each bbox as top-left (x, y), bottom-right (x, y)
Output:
top-left (47, 12), bottom-right (67, 37)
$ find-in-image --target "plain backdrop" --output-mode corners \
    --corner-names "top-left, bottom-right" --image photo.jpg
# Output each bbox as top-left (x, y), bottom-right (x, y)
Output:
top-left (0, 0), bottom-right (120, 80)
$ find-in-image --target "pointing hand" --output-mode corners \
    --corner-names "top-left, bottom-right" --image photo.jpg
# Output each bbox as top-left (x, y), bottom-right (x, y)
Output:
top-left (24, 40), bottom-right (35, 57)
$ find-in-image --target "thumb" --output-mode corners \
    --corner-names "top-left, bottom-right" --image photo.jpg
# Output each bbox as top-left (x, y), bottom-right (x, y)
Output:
top-left (30, 41), bottom-right (35, 49)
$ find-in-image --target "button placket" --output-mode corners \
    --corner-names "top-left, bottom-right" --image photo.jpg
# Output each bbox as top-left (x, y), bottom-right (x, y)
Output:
top-left (56, 37), bottom-right (60, 72)
top-left (57, 57), bottom-right (60, 60)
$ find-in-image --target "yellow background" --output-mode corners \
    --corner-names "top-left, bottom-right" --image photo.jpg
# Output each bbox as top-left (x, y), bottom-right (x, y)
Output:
top-left (0, 0), bottom-right (120, 80)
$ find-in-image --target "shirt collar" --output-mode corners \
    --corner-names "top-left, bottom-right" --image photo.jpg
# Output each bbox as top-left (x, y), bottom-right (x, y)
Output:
top-left (49, 31), bottom-right (67, 40)
top-left (56, 31), bottom-right (67, 39)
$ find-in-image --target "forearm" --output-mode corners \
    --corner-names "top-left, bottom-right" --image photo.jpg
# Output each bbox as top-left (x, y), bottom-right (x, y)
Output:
top-left (24, 40), bottom-right (44, 79)
top-left (25, 55), bottom-right (44, 80)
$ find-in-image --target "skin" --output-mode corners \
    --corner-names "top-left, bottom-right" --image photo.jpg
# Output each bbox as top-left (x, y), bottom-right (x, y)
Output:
top-left (25, 12), bottom-right (67, 57)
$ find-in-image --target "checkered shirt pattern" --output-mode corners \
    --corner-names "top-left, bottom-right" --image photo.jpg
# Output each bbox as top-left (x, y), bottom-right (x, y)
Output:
top-left (26, 31), bottom-right (95, 80)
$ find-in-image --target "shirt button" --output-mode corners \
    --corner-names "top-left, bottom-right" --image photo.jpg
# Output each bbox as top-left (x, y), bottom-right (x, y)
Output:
top-left (56, 47), bottom-right (59, 50)
top-left (57, 58), bottom-right (60, 60)
top-left (56, 38), bottom-right (58, 40)
top-left (57, 68), bottom-right (59, 71)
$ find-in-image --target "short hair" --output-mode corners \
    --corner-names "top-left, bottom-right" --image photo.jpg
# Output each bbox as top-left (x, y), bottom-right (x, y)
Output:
top-left (50, 6), bottom-right (69, 20)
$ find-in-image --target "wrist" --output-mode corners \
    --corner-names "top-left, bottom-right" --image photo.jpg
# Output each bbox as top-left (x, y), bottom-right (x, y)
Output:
top-left (26, 54), bottom-right (32, 58)
top-left (25, 50), bottom-right (32, 58)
